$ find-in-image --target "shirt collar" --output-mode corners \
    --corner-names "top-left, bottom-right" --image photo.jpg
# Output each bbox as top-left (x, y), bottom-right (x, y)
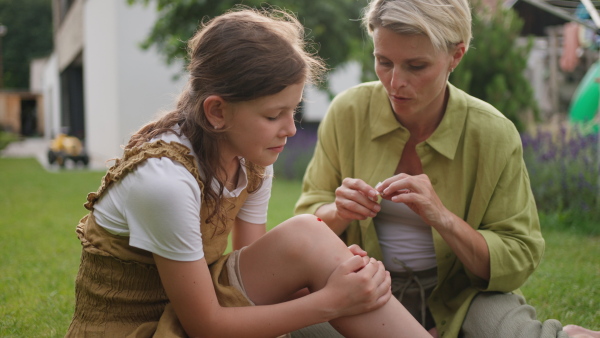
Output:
top-left (428, 83), bottom-right (467, 160)
top-left (369, 82), bottom-right (406, 140)
top-left (369, 82), bottom-right (467, 160)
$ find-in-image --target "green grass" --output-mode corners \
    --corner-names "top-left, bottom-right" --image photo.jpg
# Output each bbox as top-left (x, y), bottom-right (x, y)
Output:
top-left (0, 158), bottom-right (598, 337)
top-left (0, 158), bottom-right (105, 337)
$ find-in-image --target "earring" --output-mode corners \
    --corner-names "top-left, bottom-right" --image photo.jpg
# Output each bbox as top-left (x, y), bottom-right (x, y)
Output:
top-left (450, 68), bottom-right (455, 73)
top-left (214, 124), bottom-right (219, 130)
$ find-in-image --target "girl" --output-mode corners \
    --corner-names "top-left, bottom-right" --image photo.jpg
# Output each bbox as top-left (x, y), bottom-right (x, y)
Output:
top-left (66, 7), bottom-right (430, 338)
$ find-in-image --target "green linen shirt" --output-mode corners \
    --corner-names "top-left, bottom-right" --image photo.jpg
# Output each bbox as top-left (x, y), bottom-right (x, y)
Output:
top-left (295, 81), bottom-right (544, 338)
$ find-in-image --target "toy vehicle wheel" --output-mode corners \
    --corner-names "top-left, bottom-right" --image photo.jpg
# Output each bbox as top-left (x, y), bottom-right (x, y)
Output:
top-left (47, 150), bottom-right (56, 165)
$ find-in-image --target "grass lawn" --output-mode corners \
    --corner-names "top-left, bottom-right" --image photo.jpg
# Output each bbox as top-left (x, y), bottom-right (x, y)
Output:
top-left (0, 158), bottom-right (598, 336)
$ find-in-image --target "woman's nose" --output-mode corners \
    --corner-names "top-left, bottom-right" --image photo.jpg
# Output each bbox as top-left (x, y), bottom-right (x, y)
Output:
top-left (390, 67), bottom-right (407, 89)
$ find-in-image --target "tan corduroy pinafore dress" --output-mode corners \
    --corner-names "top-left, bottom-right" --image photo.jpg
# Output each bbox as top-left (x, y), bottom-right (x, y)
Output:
top-left (66, 140), bottom-right (262, 337)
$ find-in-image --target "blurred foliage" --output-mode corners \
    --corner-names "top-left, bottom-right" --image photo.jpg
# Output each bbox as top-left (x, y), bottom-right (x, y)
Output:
top-left (0, 0), bottom-right (53, 89)
top-left (0, 129), bottom-right (19, 151)
top-left (273, 126), bottom-right (318, 180)
top-left (128, 1), bottom-right (540, 115)
top-left (450, 1), bottom-right (538, 131)
top-left (126, 0), bottom-right (376, 95)
top-left (522, 124), bottom-right (600, 236)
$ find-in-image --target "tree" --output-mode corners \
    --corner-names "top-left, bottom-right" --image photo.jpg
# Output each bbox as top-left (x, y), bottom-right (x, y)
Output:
top-left (450, 2), bottom-right (538, 131)
top-left (0, 0), bottom-right (53, 89)
top-left (127, 0), bottom-right (375, 95)
top-left (130, 0), bottom-right (538, 128)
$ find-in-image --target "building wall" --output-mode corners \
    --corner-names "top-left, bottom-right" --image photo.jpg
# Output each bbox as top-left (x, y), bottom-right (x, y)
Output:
top-left (83, 0), bottom-right (186, 168)
top-left (54, 0), bottom-right (84, 72)
top-left (83, 0), bottom-right (120, 167)
top-left (115, 0), bottom-right (186, 148)
top-left (0, 92), bottom-right (43, 135)
top-left (0, 93), bottom-right (21, 132)
top-left (42, 53), bottom-right (61, 139)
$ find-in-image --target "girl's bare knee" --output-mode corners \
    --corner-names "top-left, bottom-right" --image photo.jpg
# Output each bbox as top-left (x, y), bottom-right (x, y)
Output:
top-left (276, 214), bottom-right (345, 259)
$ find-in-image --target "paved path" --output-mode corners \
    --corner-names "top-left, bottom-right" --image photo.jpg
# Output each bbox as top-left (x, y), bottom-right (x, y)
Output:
top-left (1, 137), bottom-right (50, 168)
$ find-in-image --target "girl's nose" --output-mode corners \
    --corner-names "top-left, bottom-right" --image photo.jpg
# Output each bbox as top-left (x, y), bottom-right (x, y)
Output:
top-left (282, 114), bottom-right (297, 138)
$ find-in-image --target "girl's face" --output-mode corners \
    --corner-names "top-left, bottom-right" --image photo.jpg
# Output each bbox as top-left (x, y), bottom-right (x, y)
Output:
top-left (373, 27), bottom-right (464, 125)
top-left (220, 83), bottom-right (303, 167)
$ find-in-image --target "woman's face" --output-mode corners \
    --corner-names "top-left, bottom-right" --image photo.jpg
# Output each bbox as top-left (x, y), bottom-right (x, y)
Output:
top-left (373, 27), bottom-right (464, 125)
top-left (220, 82), bottom-right (303, 167)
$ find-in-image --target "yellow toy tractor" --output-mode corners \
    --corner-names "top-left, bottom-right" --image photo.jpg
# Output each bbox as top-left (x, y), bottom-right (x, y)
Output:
top-left (47, 134), bottom-right (89, 167)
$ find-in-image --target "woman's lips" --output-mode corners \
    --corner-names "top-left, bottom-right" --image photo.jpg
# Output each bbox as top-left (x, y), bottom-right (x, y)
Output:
top-left (392, 95), bottom-right (410, 101)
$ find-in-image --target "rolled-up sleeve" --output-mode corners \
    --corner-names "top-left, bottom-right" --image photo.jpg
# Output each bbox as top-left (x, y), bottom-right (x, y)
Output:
top-left (478, 136), bottom-right (544, 292)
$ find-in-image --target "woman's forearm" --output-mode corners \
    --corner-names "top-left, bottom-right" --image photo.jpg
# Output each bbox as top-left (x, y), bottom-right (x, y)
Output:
top-left (314, 203), bottom-right (352, 236)
top-left (434, 211), bottom-right (491, 281)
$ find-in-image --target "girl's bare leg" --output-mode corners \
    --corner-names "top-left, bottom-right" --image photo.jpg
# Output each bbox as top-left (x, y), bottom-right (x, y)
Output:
top-left (563, 325), bottom-right (600, 338)
top-left (240, 214), bottom-right (430, 338)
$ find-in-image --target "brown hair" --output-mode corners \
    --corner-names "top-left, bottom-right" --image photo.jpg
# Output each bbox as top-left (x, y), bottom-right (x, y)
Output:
top-left (125, 7), bottom-right (325, 230)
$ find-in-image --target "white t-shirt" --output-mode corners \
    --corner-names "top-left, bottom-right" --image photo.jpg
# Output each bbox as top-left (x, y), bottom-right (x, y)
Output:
top-left (93, 129), bottom-right (272, 261)
top-left (373, 199), bottom-right (437, 272)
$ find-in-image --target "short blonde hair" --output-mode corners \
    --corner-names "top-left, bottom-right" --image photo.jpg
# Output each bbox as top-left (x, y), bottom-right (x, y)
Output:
top-left (362, 0), bottom-right (472, 53)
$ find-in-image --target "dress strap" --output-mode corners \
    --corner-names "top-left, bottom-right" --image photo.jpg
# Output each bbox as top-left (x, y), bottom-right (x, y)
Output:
top-left (84, 140), bottom-right (203, 211)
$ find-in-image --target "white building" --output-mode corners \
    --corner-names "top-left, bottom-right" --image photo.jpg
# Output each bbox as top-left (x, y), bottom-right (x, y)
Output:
top-left (45, 0), bottom-right (188, 168)
top-left (44, 0), bottom-right (361, 169)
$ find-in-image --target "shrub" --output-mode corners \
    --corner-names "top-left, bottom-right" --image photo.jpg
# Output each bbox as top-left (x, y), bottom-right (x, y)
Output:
top-left (522, 124), bottom-right (600, 235)
top-left (273, 122), bottom-right (600, 236)
top-left (273, 125), bottom-right (318, 180)
top-left (450, 1), bottom-right (538, 131)
top-left (0, 130), bottom-right (19, 151)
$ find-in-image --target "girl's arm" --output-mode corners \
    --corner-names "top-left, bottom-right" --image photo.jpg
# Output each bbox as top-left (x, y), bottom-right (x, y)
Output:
top-left (232, 218), bottom-right (266, 250)
top-left (154, 253), bottom-right (387, 338)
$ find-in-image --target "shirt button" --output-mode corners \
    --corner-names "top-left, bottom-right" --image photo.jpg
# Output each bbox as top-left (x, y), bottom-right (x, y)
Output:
top-left (445, 253), bottom-right (452, 258)
top-left (441, 320), bottom-right (447, 325)
top-left (431, 178), bottom-right (438, 185)
top-left (441, 332), bottom-right (445, 337)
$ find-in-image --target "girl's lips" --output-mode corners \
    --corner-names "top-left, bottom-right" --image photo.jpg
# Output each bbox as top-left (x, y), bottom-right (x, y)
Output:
top-left (268, 145), bottom-right (285, 153)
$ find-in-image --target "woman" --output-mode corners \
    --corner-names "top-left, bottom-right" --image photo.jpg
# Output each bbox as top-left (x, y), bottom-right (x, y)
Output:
top-left (295, 0), bottom-right (599, 337)
top-left (65, 7), bottom-right (431, 338)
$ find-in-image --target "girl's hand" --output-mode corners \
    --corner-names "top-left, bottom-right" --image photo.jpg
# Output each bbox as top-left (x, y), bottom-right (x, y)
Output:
top-left (322, 255), bottom-right (391, 318)
top-left (376, 173), bottom-right (451, 230)
top-left (334, 178), bottom-right (381, 222)
top-left (348, 244), bottom-right (367, 257)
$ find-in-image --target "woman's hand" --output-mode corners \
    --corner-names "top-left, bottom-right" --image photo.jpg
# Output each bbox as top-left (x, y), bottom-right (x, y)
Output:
top-left (377, 173), bottom-right (491, 280)
top-left (376, 173), bottom-right (451, 230)
top-left (321, 254), bottom-right (392, 318)
top-left (334, 178), bottom-right (381, 221)
top-left (315, 178), bottom-right (382, 235)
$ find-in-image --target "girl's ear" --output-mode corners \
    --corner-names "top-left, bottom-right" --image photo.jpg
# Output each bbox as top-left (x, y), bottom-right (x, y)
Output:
top-left (203, 95), bottom-right (227, 129)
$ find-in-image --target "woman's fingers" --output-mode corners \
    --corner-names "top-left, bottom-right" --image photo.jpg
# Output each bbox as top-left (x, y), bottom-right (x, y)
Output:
top-left (335, 178), bottom-right (381, 220)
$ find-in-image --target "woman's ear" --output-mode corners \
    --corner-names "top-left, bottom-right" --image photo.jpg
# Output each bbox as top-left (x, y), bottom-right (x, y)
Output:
top-left (450, 42), bottom-right (466, 70)
top-left (203, 95), bottom-right (226, 129)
